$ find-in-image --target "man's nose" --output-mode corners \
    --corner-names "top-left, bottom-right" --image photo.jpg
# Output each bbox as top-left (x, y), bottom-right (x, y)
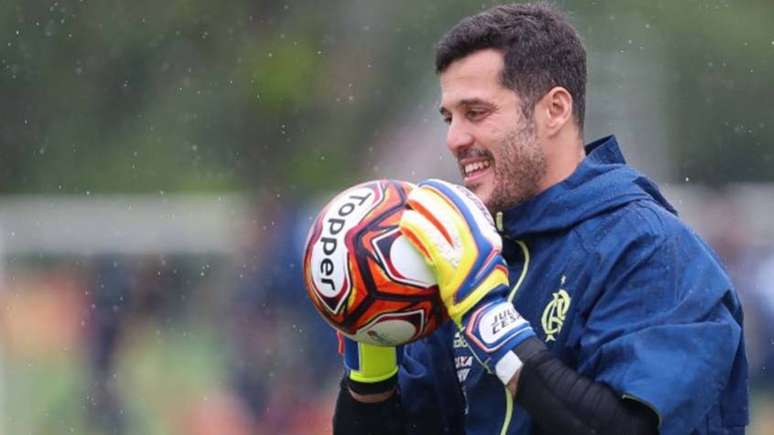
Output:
top-left (446, 121), bottom-right (474, 155)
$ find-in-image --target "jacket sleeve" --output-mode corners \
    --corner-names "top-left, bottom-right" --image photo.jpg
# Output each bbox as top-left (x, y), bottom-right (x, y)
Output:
top-left (333, 377), bottom-right (406, 435)
top-left (576, 208), bottom-right (747, 435)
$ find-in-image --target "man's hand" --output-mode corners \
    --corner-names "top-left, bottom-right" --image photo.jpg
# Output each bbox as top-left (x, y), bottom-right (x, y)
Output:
top-left (399, 178), bottom-right (507, 325)
top-left (339, 333), bottom-right (399, 401)
top-left (399, 179), bottom-right (535, 384)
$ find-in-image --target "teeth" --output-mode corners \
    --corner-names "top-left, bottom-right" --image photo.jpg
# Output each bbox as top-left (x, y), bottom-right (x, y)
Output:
top-left (463, 160), bottom-right (491, 176)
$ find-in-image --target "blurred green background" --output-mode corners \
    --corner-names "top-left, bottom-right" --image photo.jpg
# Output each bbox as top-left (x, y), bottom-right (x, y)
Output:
top-left (0, 1), bottom-right (773, 434)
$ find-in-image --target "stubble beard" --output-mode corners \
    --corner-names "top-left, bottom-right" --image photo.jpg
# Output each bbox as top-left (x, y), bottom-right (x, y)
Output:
top-left (486, 118), bottom-right (547, 214)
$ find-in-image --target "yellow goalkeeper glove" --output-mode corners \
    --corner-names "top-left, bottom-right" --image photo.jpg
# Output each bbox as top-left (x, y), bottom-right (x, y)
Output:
top-left (399, 178), bottom-right (509, 325)
top-left (399, 179), bottom-right (535, 385)
top-left (339, 332), bottom-right (399, 395)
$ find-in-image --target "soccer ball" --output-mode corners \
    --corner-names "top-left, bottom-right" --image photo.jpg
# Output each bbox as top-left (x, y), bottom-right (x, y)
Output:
top-left (303, 179), bottom-right (446, 346)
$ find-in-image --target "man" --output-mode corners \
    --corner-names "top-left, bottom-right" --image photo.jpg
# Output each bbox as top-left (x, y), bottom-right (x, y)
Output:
top-left (332, 3), bottom-right (748, 434)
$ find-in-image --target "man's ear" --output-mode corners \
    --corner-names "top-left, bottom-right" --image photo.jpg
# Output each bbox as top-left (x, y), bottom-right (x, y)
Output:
top-left (536, 87), bottom-right (573, 138)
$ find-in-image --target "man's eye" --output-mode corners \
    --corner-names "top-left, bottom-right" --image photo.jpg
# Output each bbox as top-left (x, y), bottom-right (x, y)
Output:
top-left (442, 116), bottom-right (452, 125)
top-left (467, 109), bottom-right (487, 120)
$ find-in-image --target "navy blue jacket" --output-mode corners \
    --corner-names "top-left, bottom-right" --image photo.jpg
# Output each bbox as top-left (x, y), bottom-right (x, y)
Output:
top-left (398, 136), bottom-right (749, 435)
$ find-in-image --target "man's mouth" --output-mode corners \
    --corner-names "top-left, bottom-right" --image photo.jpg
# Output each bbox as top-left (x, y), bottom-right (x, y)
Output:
top-left (461, 159), bottom-right (492, 182)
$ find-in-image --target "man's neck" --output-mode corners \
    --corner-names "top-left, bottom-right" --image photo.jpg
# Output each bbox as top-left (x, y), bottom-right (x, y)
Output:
top-left (538, 131), bottom-right (585, 193)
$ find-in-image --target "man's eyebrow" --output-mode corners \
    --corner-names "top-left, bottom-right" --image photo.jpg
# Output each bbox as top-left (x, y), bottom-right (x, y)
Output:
top-left (438, 98), bottom-right (493, 114)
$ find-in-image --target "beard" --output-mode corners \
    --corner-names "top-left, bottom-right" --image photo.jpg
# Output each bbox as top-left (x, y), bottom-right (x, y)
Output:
top-left (486, 117), bottom-right (547, 213)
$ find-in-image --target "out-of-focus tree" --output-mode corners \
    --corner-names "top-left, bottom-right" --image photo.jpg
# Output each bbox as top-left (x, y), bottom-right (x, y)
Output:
top-left (659, 1), bottom-right (774, 184)
top-left (0, 0), bottom-right (771, 195)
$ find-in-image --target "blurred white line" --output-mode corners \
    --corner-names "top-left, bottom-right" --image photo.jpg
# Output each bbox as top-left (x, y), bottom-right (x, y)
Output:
top-left (0, 194), bottom-right (249, 255)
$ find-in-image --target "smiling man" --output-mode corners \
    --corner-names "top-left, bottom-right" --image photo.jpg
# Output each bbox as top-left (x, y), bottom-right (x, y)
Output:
top-left (439, 47), bottom-right (580, 212)
top-left (331, 3), bottom-right (748, 435)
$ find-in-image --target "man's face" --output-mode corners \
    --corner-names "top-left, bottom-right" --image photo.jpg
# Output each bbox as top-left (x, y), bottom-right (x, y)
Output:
top-left (439, 49), bottom-right (546, 212)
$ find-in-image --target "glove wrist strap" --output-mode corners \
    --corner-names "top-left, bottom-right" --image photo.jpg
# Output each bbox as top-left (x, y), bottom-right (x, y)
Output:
top-left (461, 299), bottom-right (536, 385)
top-left (346, 342), bottom-right (399, 383)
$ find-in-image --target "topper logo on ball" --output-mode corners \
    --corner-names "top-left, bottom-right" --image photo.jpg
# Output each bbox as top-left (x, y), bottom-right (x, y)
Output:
top-left (311, 183), bottom-right (383, 315)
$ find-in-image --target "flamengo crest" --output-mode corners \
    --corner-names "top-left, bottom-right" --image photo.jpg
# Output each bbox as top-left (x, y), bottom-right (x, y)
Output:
top-left (541, 275), bottom-right (571, 342)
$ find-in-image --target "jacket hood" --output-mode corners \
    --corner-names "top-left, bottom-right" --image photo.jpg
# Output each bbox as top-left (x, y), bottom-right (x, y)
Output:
top-left (495, 135), bottom-right (676, 239)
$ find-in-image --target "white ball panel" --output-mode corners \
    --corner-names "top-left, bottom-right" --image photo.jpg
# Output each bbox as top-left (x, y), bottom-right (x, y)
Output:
top-left (351, 318), bottom-right (419, 347)
top-left (389, 234), bottom-right (436, 287)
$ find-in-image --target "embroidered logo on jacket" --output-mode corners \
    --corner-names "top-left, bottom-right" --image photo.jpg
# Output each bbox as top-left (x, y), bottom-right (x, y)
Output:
top-left (453, 331), bottom-right (474, 383)
top-left (541, 276), bottom-right (571, 342)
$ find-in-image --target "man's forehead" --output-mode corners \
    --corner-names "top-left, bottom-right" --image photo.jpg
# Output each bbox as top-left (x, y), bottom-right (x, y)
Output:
top-left (439, 49), bottom-right (509, 110)
top-left (441, 50), bottom-right (502, 84)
